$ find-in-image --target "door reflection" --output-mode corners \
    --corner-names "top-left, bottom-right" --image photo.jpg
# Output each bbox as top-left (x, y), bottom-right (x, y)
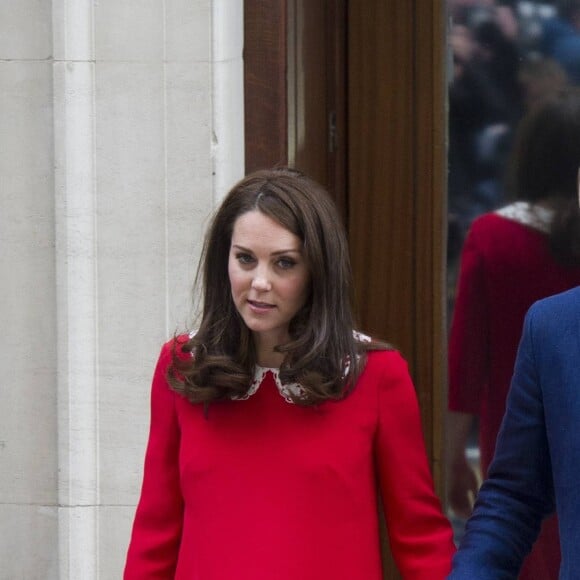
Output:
top-left (446, 1), bottom-right (580, 577)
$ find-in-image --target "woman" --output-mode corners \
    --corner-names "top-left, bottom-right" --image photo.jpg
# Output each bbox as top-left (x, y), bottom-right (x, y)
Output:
top-left (124, 167), bottom-right (454, 579)
top-left (448, 88), bottom-right (580, 578)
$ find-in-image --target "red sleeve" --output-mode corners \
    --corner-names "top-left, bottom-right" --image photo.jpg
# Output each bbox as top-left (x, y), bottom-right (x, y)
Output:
top-left (448, 223), bottom-right (489, 414)
top-left (124, 341), bottom-right (184, 579)
top-left (374, 351), bottom-right (455, 579)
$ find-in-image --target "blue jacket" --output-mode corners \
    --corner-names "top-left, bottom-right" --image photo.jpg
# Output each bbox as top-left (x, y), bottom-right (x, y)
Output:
top-left (449, 286), bottom-right (580, 579)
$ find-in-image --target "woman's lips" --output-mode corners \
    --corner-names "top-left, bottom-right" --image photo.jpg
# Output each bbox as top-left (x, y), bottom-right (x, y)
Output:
top-left (248, 299), bottom-right (275, 312)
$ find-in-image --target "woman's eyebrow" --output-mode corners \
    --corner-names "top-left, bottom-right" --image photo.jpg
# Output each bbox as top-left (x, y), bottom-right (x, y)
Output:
top-left (232, 244), bottom-right (302, 256)
top-left (271, 248), bottom-right (302, 256)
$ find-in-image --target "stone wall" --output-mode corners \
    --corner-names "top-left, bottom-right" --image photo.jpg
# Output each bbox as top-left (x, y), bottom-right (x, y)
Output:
top-left (0, 1), bottom-right (244, 577)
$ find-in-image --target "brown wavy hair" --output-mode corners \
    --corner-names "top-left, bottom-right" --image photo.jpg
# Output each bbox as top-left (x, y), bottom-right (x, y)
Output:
top-left (509, 88), bottom-right (580, 266)
top-left (168, 167), bottom-right (391, 406)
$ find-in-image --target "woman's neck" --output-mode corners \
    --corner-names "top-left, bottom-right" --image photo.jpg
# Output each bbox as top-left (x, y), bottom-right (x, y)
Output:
top-left (253, 333), bottom-right (286, 368)
top-left (256, 351), bottom-right (284, 369)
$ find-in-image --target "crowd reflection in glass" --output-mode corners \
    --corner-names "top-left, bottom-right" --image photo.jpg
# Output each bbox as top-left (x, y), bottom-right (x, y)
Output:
top-left (446, 1), bottom-right (580, 578)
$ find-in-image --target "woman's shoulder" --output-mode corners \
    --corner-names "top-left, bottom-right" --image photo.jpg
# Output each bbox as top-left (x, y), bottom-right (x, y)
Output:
top-left (158, 332), bottom-right (194, 362)
top-left (469, 208), bottom-right (522, 235)
top-left (354, 348), bottom-right (416, 403)
top-left (464, 206), bottom-right (548, 256)
top-left (362, 346), bottom-right (408, 379)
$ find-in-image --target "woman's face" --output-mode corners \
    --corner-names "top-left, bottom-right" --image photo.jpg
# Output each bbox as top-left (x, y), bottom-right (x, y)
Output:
top-left (228, 210), bottom-right (310, 359)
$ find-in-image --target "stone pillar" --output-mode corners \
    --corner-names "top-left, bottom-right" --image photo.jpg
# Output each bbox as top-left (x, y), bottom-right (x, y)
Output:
top-left (0, 1), bottom-right (58, 578)
top-left (0, 0), bottom-right (244, 577)
top-left (52, 1), bottom-right (99, 576)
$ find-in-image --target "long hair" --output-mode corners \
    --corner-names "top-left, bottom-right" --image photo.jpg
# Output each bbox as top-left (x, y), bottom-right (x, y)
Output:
top-left (169, 167), bottom-right (390, 406)
top-left (509, 88), bottom-right (580, 265)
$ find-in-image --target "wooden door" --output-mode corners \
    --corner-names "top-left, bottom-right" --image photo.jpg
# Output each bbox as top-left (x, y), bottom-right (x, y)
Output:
top-left (347, 3), bottom-right (447, 577)
top-left (348, 0), bottom-right (447, 475)
top-left (244, 1), bottom-right (447, 577)
top-left (244, 0), bottom-right (347, 216)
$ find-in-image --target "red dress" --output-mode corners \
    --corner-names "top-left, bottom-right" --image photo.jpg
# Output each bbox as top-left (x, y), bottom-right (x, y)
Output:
top-left (449, 204), bottom-right (580, 579)
top-left (124, 340), bottom-right (454, 579)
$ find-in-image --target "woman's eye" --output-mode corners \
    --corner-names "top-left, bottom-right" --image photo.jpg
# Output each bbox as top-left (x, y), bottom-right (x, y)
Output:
top-left (276, 257), bottom-right (296, 269)
top-left (236, 253), bottom-right (254, 265)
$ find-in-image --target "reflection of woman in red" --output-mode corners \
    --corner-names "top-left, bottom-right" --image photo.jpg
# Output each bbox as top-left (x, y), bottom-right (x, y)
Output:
top-left (448, 88), bottom-right (580, 578)
top-left (124, 168), bottom-right (455, 579)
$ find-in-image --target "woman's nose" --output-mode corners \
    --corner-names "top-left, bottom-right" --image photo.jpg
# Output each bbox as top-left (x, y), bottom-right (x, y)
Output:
top-left (251, 274), bottom-right (272, 291)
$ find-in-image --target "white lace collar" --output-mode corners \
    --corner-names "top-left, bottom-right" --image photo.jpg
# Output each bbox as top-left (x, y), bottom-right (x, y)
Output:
top-left (494, 201), bottom-right (554, 233)
top-left (233, 367), bottom-right (304, 403)
top-left (235, 331), bottom-right (371, 404)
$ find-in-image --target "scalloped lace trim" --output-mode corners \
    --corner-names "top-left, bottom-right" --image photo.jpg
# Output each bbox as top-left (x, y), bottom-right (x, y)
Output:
top-left (494, 201), bottom-right (554, 233)
top-left (233, 367), bottom-right (304, 403)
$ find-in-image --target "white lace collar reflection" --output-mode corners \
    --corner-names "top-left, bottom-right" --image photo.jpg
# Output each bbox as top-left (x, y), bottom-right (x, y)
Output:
top-left (495, 201), bottom-right (554, 234)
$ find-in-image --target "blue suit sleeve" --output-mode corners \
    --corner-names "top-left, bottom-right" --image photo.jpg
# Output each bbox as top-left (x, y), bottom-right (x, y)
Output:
top-left (448, 306), bottom-right (555, 579)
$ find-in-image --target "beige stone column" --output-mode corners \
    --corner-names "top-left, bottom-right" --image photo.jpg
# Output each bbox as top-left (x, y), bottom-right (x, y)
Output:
top-left (0, 0), bottom-right (244, 577)
top-left (0, 1), bottom-right (58, 578)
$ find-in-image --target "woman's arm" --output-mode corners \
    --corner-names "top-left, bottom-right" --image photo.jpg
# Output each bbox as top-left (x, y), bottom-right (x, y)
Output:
top-left (124, 341), bottom-right (184, 579)
top-left (446, 410), bottom-right (479, 518)
top-left (375, 351), bottom-right (455, 579)
top-left (447, 222), bottom-right (488, 518)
